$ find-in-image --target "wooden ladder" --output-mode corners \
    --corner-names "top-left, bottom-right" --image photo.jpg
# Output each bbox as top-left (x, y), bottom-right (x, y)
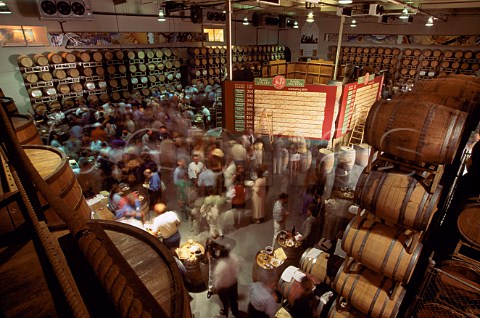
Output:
top-left (348, 122), bottom-right (365, 147)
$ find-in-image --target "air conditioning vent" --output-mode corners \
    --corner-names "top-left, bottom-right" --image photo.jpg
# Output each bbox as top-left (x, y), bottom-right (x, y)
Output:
top-left (37, 0), bottom-right (93, 20)
top-left (202, 9), bottom-right (226, 24)
top-left (369, 4), bottom-right (384, 16)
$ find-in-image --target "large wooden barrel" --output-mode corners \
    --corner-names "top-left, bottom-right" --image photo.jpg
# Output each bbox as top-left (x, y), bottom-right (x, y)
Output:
top-left (353, 143), bottom-right (370, 166)
top-left (1, 97), bottom-right (18, 115)
top-left (252, 249), bottom-right (281, 283)
top-left (332, 260), bottom-right (406, 318)
top-left (278, 266), bottom-right (322, 306)
top-left (317, 149), bottom-right (335, 174)
top-left (413, 78), bottom-right (480, 107)
top-left (277, 230), bottom-right (304, 262)
top-left (397, 92), bottom-right (476, 113)
top-left (300, 150), bottom-right (312, 173)
top-left (17, 55), bottom-right (34, 68)
top-left (47, 52), bottom-right (63, 64)
top-left (355, 169), bottom-right (442, 231)
top-left (337, 146), bottom-right (355, 171)
top-left (457, 200), bottom-right (480, 247)
top-left (52, 220), bottom-right (189, 318)
top-left (436, 260), bottom-right (480, 317)
top-left (342, 215), bottom-right (423, 283)
top-left (327, 297), bottom-right (367, 318)
top-left (11, 115), bottom-right (42, 145)
top-left (299, 248), bottom-right (331, 284)
top-left (33, 54), bottom-right (49, 66)
top-left (24, 145), bottom-right (91, 225)
top-left (62, 52), bottom-right (76, 63)
top-left (364, 99), bottom-right (467, 164)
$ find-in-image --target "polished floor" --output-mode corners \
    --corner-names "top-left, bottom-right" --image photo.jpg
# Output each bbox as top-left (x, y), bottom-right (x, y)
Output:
top-left (167, 155), bottom-right (364, 318)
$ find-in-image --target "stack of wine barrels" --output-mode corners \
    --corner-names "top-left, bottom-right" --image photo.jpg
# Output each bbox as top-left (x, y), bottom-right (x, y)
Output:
top-left (329, 75), bottom-right (478, 318)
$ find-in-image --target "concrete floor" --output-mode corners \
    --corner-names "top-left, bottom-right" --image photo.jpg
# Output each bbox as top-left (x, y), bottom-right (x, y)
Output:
top-left (169, 156), bottom-right (365, 318)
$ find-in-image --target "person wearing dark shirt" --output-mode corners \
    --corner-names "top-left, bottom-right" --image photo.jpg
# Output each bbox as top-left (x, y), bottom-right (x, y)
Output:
top-left (290, 277), bottom-right (316, 318)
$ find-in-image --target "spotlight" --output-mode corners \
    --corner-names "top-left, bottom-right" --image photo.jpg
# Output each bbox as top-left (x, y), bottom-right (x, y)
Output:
top-left (293, 20), bottom-right (299, 28)
top-left (243, 15), bottom-right (249, 25)
top-left (426, 16), bottom-right (434, 26)
top-left (158, 8), bottom-right (166, 22)
top-left (338, 0), bottom-right (353, 4)
top-left (0, 0), bottom-right (11, 14)
top-left (399, 7), bottom-right (409, 19)
top-left (306, 11), bottom-right (314, 23)
top-left (350, 19), bottom-right (356, 27)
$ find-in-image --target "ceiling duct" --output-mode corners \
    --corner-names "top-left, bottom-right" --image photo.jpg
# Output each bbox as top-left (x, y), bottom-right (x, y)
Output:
top-left (37, 0), bottom-right (93, 20)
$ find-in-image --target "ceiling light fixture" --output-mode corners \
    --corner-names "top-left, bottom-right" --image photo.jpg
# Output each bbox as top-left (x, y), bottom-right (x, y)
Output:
top-left (425, 16), bottom-right (434, 26)
top-left (399, 7), bottom-right (409, 19)
top-left (158, 8), bottom-right (166, 22)
top-left (0, 1), bottom-right (11, 14)
top-left (350, 19), bottom-right (357, 27)
top-left (293, 20), bottom-right (299, 28)
top-left (306, 11), bottom-right (314, 23)
top-left (243, 15), bottom-right (249, 25)
top-left (338, 0), bottom-right (353, 4)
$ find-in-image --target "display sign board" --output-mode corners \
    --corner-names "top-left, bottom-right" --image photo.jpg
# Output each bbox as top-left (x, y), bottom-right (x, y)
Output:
top-left (334, 74), bottom-right (384, 138)
top-left (224, 76), bottom-right (337, 140)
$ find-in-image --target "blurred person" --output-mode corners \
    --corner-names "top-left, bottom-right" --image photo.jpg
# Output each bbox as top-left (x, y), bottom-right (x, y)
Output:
top-left (144, 167), bottom-right (162, 211)
top-left (272, 193), bottom-right (289, 247)
top-left (231, 172), bottom-right (246, 229)
top-left (147, 203), bottom-right (181, 250)
top-left (212, 248), bottom-right (240, 318)
top-left (301, 204), bottom-right (321, 249)
top-left (273, 137), bottom-right (287, 175)
top-left (188, 154), bottom-right (206, 187)
top-left (223, 156), bottom-right (237, 190)
top-left (198, 165), bottom-right (216, 197)
top-left (201, 105), bottom-right (211, 130)
top-left (76, 157), bottom-right (104, 198)
top-left (252, 165), bottom-right (267, 224)
top-left (115, 193), bottom-right (144, 229)
top-left (290, 277), bottom-right (316, 318)
top-left (173, 159), bottom-right (189, 220)
top-left (248, 275), bottom-right (281, 318)
top-left (108, 183), bottom-right (123, 212)
top-left (201, 187), bottom-right (226, 238)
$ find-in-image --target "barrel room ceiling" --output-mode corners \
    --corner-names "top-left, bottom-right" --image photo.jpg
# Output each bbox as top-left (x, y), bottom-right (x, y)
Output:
top-left (117, 0), bottom-right (480, 21)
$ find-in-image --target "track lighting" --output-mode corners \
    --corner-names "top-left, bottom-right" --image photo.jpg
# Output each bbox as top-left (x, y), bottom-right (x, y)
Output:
top-left (338, 0), bottom-right (353, 4)
top-left (425, 16), bottom-right (434, 26)
top-left (306, 11), bottom-right (314, 23)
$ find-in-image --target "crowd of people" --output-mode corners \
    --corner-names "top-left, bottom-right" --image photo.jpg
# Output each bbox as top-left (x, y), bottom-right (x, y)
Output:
top-left (32, 82), bottom-right (331, 318)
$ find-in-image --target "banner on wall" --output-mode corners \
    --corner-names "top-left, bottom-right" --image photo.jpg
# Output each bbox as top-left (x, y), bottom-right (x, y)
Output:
top-left (324, 33), bottom-right (480, 46)
top-left (224, 77), bottom-right (337, 140)
top-left (334, 75), bottom-right (384, 139)
top-left (48, 32), bottom-right (207, 47)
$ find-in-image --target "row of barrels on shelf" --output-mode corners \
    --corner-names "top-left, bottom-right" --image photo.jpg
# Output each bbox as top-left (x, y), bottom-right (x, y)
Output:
top-left (17, 48), bottom-right (181, 69)
top-left (27, 71), bottom-right (182, 99)
top-left (32, 82), bottom-right (184, 112)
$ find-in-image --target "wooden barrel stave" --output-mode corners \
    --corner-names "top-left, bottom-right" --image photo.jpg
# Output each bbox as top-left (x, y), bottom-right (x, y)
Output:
top-left (332, 260), bottom-right (406, 318)
top-left (11, 115), bottom-right (42, 145)
top-left (299, 248), bottom-right (330, 284)
top-left (364, 99), bottom-right (467, 164)
top-left (24, 145), bottom-right (91, 225)
top-left (342, 215), bottom-right (423, 283)
top-left (278, 266), bottom-right (322, 306)
top-left (457, 201), bottom-right (480, 247)
top-left (338, 146), bottom-right (355, 171)
top-left (355, 169), bottom-right (442, 231)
